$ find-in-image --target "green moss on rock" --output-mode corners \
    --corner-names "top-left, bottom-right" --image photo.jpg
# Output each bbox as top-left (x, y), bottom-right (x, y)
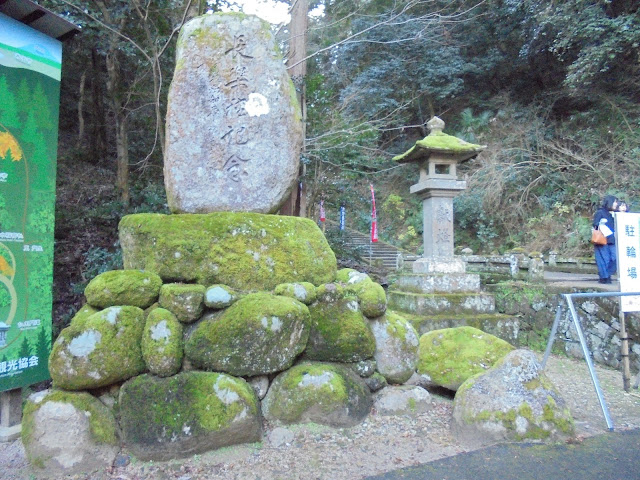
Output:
top-left (274, 282), bottom-right (317, 305)
top-left (84, 270), bottom-right (162, 309)
top-left (142, 308), bottom-right (184, 377)
top-left (335, 268), bottom-right (359, 283)
top-left (262, 362), bottom-right (371, 427)
top-left (370, 312), bottom-right (419, 384)
top-left (119, 371), bottom-right (260, 461)
top-left (69, 304), bottom-right (99, 327)
top-left (345, 278), bottom-right (387, 318)
top-left (185, 292), bottom-right (310, 376)
top-left (306, 284), bottom-right (376, 363)
top-left (418, 326), bottom-right (514, 390)
top-left (159, 283), bottom-right (205, 323)
top-left (49, 306), bottom-right (146, 390)
top-left (23, 389), bottom-right (119, 448)
top-left (119, 213), bottom-right (337, 291)
top-left (204, 284), bottom-right (238, 309)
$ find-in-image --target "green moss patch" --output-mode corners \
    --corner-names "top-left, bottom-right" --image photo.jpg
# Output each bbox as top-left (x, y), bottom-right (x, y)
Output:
top-left (49, 306), bottom-right (146, 390)
top-left (306, 284), bottom-right (376, 362)
top-left (262, 362), bottom-right (371, 427)
top-left (84, 269), bottom-right (162, 309)
top-left (142, 308), bottom-right (184, 377)
top-left (418, 326), bottom-right (514, 390)
top-left (119, 213), bottom-right (337, 291)
top-left (185, 292), bottom-right (310, 376)
top-left (159, 283), bottom-right (205, 323)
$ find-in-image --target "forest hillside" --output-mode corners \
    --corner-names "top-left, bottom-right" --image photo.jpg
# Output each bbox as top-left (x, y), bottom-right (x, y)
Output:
top-left (18, 0), bottom-right (639, 335)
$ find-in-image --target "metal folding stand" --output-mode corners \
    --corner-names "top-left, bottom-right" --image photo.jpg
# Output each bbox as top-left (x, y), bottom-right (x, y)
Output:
top-left (541, 291), bottom-right (640, 432)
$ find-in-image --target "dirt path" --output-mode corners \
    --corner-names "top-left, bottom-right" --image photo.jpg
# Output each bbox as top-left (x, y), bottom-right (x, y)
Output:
top-left (4, 354), bottom-right (640, 480)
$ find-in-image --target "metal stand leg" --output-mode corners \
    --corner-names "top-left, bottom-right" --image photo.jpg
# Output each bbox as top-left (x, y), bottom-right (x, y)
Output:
top-left (565, 295), bottom-right (614, 431)
top-left (541, 305), bottom-right (563, 370)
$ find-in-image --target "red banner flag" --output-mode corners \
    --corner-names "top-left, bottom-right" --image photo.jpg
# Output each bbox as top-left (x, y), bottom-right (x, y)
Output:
top-left (319, 199), bottom-right (326, 222)
top-left (370, 184), bottom-right (378, 242)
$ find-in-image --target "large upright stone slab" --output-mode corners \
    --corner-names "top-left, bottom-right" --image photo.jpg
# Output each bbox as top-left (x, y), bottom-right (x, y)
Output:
top-left (165, 13), bottom-right (303, 214)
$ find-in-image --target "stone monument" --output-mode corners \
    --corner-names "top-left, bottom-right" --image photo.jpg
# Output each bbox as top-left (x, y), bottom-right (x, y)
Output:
top-left (164, 14), bottom-right (303, 214)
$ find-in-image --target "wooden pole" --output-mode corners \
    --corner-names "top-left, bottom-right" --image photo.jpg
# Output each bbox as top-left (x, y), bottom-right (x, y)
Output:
top-left (619, 299), bottom-right (631, 392)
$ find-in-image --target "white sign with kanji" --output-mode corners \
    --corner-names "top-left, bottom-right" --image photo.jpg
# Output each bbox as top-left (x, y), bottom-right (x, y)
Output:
top-left (615, 212), bottom-right (640, 312)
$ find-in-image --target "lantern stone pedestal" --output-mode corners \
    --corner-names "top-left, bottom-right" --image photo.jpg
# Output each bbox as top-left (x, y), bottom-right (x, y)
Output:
top-left (387, 117), bottom-right (518, 342)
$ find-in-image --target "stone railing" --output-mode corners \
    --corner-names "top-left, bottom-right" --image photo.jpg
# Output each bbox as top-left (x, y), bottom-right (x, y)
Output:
top-left (400, 252), bottom-right (597, 280)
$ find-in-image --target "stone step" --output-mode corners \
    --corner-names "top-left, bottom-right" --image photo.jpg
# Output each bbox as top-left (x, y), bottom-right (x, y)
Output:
top-left (390, 310), bottom-right (519, 345)
top-left (390, 272), bottom-right (480, 293)
top-left (387, 290), bottom-right (496, 315)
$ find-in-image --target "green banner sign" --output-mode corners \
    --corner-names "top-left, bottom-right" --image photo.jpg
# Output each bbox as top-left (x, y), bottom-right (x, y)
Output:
top-left (0, 13), bottom-right (61, 391)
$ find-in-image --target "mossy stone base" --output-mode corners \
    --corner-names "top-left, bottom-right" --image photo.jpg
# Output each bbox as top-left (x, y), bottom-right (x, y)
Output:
top-left (22, 389), bottom-right (119, 477)
top-left (417, 326), bottom-right (514, 391)
top-left (84, 270), bottom-right (162, 309)
top-left (119, 372), bottom-right (261, 461)
top-left (142, 308), bottom-right (184, 377)
top-left (119, 213), bottom-right (337, 291)
top-left (305, 284), bottom-right (376, 363)
top-left (159, 283), bottom-right (205, 323)
top-left (274, 282), bottom-right (317, 305)
top-left (346, 279), bottom-right (387, 318)
top-left (49, 306), bottom-right (146, 390)
top-left (388, 291), bottom-right (496, 315)
top-left (397, 310), bottom-right (520, 344)
top-left (262, 362), bottom-right (371, 427)
top-left (185, 292), bottom-right (310, 376)
top-left (370, 312), bottom-right (419, 384)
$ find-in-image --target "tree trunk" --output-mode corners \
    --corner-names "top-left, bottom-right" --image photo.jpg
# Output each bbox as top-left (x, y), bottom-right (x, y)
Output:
top-left (76, 70), bottom-right (86, 150)
top-left (115, 116), bottom-right (130, 206)
top-left (282, 0), bottom-right (309, 216)
top-left (90, 48), bottom-right (107, 162)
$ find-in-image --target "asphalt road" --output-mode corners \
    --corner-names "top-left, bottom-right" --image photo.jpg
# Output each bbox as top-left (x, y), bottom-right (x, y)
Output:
top-left (366, 428), bottom-right (640, 480)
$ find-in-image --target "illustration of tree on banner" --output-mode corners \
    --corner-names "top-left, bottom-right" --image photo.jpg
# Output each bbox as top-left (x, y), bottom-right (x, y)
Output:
top-left (34, 326), bottom-right (50, 363)
top-left (0, 76), bottom-right (21, 130)
top-left (19, 335), bottom-right (31, 359)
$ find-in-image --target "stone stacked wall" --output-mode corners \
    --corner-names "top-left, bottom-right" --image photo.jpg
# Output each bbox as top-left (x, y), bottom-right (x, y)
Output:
top-left (491, 283), bottom-right (640, 373)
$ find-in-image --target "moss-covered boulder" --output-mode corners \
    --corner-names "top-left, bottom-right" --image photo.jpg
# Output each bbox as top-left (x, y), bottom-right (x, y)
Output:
top-left (335, 268), bottom-right (361, 283)
top-left (204, 284), bottom-right (238, 309)
top-left (262, 362), bottom-right (372, 427)
top-left (185, 292), bottom-right (310, 376)
top-left (142, 308), bottom-right (184, 377)
top-left (159, 283), bottom-right (205, 323)
top-left (49, 306), bottom-right (146, 390)
top-left (305, 284), bottom-right (376, 363)
top-left (84, 269), bottom-right (162, 309)
top-left (274, 282), bottom-right (317, 305)
top-left (417, 326), bottom-right (514, 391)
top-left (452, 349), bottom-right (574, 446)
top-left (119, 372), bottom-right (261, 461)
top-left (345, 278), bottom-right (387, 318)
top-left (69, 304), bottom-right (99, 327)
top-left (370, 312), bottom-right (419, 384)
top-left (22, 389), bottom-right (119, 477)
top-left (119, 212), bottom-right (337, 291)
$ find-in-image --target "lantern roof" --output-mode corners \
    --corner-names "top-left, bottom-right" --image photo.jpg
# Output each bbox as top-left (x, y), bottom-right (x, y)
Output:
top-left (393, 116), bottom-right (486, 164)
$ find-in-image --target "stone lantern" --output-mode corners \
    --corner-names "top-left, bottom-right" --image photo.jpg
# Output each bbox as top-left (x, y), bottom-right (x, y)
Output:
top-left (393, 117), bottom-right (485, 274)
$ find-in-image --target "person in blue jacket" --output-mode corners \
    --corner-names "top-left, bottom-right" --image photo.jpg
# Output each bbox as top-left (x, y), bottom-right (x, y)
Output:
top-left (593, 195), bottom-right (618, 284)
